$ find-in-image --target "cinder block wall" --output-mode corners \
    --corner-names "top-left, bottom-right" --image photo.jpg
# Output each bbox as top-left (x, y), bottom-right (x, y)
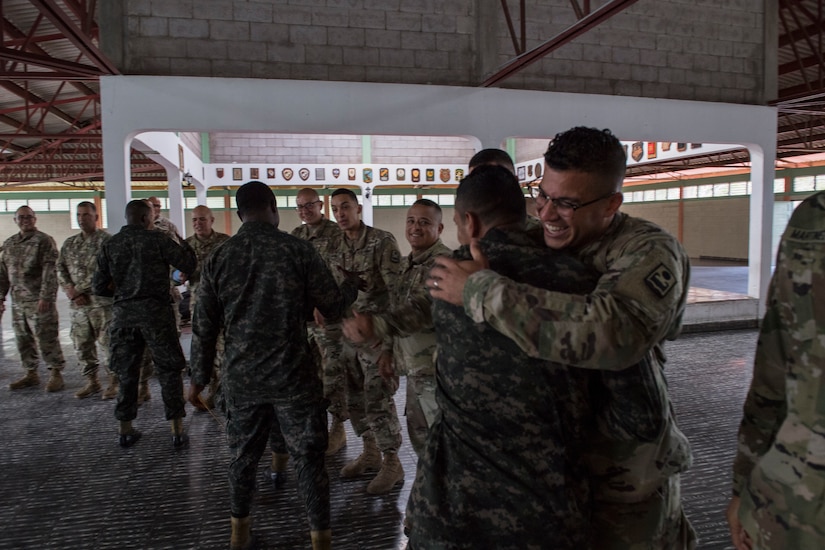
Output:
top-left (103, 0), bottom-right (767, 104)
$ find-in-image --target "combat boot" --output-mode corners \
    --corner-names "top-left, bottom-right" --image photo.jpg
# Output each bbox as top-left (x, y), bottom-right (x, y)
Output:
top-left (118, 420), bottom-right (141, 448)
top-left (9, 370), bottom-right (39, 390)
top-left (137, 381), bottom-right (151, 405)
top-left (102, 374), bottom-right (118, 400)
top-left (45, 370), bottom-right (64, 392)
top-left (310, 529), bottom-right (332, 550)
top-left (75, 376), bottom-right (101, 399)
top-left (366, 451), bottom-right (405, 495)
top-left (326, 418), bottom-right (347, 456)
top-left (267, 452), bottom-right (289, 489)
top-left (171, 417), bottom-right (189, 448)
top-left (230, 516), bottom-right (253, 550)
top-left (340, 433), bottom-right (381, 478)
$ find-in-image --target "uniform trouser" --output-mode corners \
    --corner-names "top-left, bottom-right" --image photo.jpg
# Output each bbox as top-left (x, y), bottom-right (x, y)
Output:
top-left (138, 295), bottom-right (183, 384)
top-left (309, 322), bottom-right (348, 422)
top-left (69, 305), bottom-right (111, 378)
top-left (227, 398), bottom-right (330, 529)
top-left (405, 373), bottom-right (438, 457)
top-left (345, 343), bottom-right (402, 453)
top-left (592, 474), bottom-right (697, 550)
top-left (12, 301), bottom-right (65, 372)
top-left (110, 318), bottom-right (187, 422)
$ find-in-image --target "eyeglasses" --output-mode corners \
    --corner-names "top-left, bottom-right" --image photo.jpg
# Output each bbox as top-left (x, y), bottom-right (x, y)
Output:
top-left (296, 200), bottom-right (321, 211)
top-left (530, 187), bottom-right (616, 216)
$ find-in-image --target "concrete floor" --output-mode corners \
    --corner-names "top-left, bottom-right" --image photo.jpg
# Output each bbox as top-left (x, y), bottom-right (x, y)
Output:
top-left (0, 270), bottom-right (754, 549)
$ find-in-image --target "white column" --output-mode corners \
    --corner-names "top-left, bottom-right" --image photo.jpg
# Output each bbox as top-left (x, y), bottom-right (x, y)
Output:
top-left (166, 167), bottom-right (186, 238)
top-left (102, 132), bottom-right (132, 230)
top-left (360, 184), bottom-right (374, 227)
top-left (747, 144), bottom-right (776, 317)
top-left (194, 182), bottom-right (208, 206)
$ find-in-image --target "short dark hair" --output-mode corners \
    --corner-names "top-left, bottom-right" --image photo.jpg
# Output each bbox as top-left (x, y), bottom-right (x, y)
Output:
top-left (455, 165), bottom-right (525, 227)
top-left (77, 201), bottom-right (96, 213)
top-left (544, 127), bottom-right (627, 192)
top-left (331, 188), bottom-right (358, 202)
top-left (125, 199), bottom-right (150, 223)
top-left (468, 148), bottom-right (515, 174)
top-left (236, 181), bottom-right (276, 214)
top-left (412, 198), bottom-right (441, 215)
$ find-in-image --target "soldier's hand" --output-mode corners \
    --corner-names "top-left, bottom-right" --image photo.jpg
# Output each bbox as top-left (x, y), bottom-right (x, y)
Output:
top-left (37, 299), bottom-right (50, 313)
top-left (337, 266), bottom-right (367, 291)
top-left (179, 272), bottom-right (189, 284)
top-left (725, 496), bottom-right (753, 550)
top-left (65, 285), bottom-right (79, 300)
top-left (427, 238), bottom-right (489, 306)
top-left (73, 294), bottom-right (90, 307)
top-left (342, 312), bottom-right (376, 345)
top-left (187, 382), bottom-right (207, 411)
top-left (377, 351), bottom-right (395, 379)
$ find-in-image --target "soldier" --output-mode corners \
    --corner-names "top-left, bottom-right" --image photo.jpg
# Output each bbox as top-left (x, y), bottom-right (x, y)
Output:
top-left (330, 188), bottom-right (405, 495)
top-left (137, 196), bottom-right (183, 405)
top-left (342, 199), bottom-right (451, 456)
top-left (726, 190), bottom-right (825, 550)
top-left (428, 127), bottom-right (696, 549)
top-left (57, 201), bottom-right (116, 399)
top-left (290, 188), bottom-right (349, 455)
top-left (188, 181), bottom-right (354, 550)
top-left (93, 200), bottom-right (196, 449)
top-left (0, 206), bottom-right (66, 392)
top-left (181, 205), bottom-right (230, 409)
top-left (468, 148), bottom-right (516, 174)
top-left (408, 166), bottom-right (598, 548)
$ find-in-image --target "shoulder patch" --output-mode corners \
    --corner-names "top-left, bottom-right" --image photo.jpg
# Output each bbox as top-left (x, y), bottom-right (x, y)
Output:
top-left (644, 263), bottom-right (677, 298)
top-left (390, 249), bottom-right (401, 263)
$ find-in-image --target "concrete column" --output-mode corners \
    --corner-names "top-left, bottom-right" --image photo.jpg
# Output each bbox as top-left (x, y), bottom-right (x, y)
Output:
top-left (102, 130), bottom-right (132, 230)
top-left (747, 144), bottom-right (776, 316)
top-left (165, 167), bottom-right (186, 238)
top-left (361, 184), bottom-right (373, 227)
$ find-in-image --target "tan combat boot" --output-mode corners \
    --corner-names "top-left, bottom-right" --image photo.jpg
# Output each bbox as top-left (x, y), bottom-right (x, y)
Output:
top-left (9, 370), bottom-right (39, 390)
top-left (137, 381), bottom-right (151, 405)
top-left (102, 374), bottom-right (118, 400)
top-left (75, 376), bottom-right (101, 399)
top-left (310, 528), bottom-right (332, 550)
top-left (366, 451), bottom-right (405, 495)
top-left (326, 418), bottom-right (347, 456)
top-left (230, 516), bottom-right (253, 550)
top-left (171, 417), bottom-right (189, 448)
top-left (340, 433), bottom-right (382, 478)
top-left (45, 370), bottom-right (65, 392)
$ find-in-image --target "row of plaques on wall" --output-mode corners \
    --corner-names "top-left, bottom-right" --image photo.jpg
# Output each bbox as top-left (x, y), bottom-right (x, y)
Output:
top-left (215, 166), bottom-right (466, 184)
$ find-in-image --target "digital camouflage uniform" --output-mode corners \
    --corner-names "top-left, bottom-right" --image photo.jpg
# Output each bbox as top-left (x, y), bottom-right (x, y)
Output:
top-left (291, 217), bottom-right (347, 421)
top-left (732, 191), bottom-right (825, 549)
top-left (92, 224), bottom-right (196, 423)
top-left (140, 216), bottom-right (183, 384)
top-left (0, 230), bottom-right (66, 374)
top-left (190, 221), bottom-right (354, 526)
top-left (462, 212), bottom-right (696, 550)
top-left (185, 230), bottom-right (231, 402)
top-left (57, 229), bottom-right (113, 379)
top-left (370, 238), bottom-right (452, 456)
top-left (408, 227), bottom-right (599, 550)
top-left (329, 222), bottom-right (403, 453)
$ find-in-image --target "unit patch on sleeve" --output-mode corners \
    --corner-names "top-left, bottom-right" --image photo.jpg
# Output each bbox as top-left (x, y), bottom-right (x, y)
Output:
top-left (644, 263), bottom-right (677, 298)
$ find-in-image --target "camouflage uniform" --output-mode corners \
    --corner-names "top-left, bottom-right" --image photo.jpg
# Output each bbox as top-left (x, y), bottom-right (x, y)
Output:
top-left (92, 224), bottom-right (196, 423)
top-left (184, 229), bottom-right (230, 306)
top-left (732, 191), bottom-right (825, 549)
top-left (57, 229), bottom-right (113, 379)
top-left (329, 222), bottom-right (403, 453)
top-left (408, 228), bottom-right (598, 549)
top-left (190, 221), bottom-right (354, 526)
top-left (462, 212), bottom-right (696, 549)
top-left (291, 217), bottom-right (347, 421)
top-left (0, 230), bottom-right (66, 374)
top-left (370, 238), bottom-right (452, 456)
top-left (140, 216), bottom-right (184, 384)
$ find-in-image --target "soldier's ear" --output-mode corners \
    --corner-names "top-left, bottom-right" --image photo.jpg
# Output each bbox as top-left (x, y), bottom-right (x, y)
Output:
top-left (467, 212), bottom-right (482, 239)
